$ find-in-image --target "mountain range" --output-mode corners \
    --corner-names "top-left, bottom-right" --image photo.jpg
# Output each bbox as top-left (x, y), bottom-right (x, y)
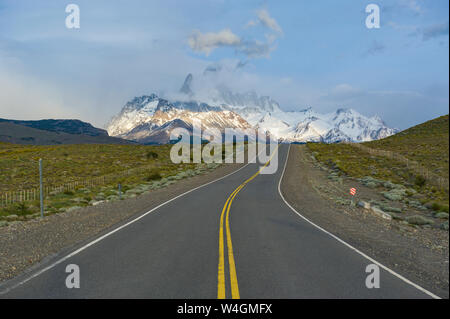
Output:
top-left (106, 73), bottom-right (398, 144)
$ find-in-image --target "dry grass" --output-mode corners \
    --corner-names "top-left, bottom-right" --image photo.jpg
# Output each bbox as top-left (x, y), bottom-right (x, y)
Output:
top-left (0, 142), bottom-right (222, 218)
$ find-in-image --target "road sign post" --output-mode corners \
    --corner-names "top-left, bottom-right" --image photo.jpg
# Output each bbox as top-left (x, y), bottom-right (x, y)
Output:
top-left (349, 187), bottom-right (357, 206)
top-left (39, 159), bottom-right (44, 218)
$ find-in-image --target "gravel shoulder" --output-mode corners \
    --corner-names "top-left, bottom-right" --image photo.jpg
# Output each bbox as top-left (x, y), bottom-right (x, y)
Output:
top-left (0, 163), bottom-right (243, 284)
top-left (281, 145), bottom-right (449, 298)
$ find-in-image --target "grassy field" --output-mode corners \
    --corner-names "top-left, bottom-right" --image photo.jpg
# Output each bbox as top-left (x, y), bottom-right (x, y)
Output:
top-left (0, 143), bottom-right (198, 191)
top-left (367, 115), bottom-right (449, 177)
top-left (307, 115), bottom-right (449, 213)
top-left (0, 142), bottom-right (222, 220)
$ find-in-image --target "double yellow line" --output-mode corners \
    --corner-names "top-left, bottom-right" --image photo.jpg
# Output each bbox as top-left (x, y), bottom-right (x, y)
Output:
top-left (217, 145), bottom-right (279, 299)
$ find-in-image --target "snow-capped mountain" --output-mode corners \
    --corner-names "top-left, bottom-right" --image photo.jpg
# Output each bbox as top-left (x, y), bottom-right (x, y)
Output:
top-left (250, 107), bottom-right (397, 143)
top-left (107, 93), bottom-right (251, 144)
top-left (106, 73), bottom-right (397, 144)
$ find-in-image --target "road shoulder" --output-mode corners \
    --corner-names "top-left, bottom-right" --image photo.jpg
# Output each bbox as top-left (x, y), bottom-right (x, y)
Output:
top-left (280, 145), bottom-right (449, 298)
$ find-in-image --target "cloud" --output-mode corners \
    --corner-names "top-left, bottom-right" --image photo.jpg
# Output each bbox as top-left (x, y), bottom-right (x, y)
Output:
top-left (320, 83), bottom-right (448, 129)
top-left (400, 0), bottom-right (422, 14)
top-left (254, 8), bottom-right (283, 34)
top-left (327, 84), bottom-right (364, 99)
top-left (382, 0), bottom-right (422, 16)
top-left (422, 22), bottom-right (449, 41)
top-left (235, 60), bottom-right (248, 69)
top-left (246, 20), bottom-right (257, 28)
top-left (187, 29), bottom-right (274, 58)
top-left (237, 39), bottom-right (273, 58)
top-left (0, 57), bottom-right (82, 122)
top-left (188, 29), bottom-right (241, 56)
top-left (387, 21), bottom-right (417, 32)
top-left (188, 8), bottom-right (282, 59)
top-left (364, 41), bottom-right (386, 56)
top-left (404, 21), bottom-right (449, 41)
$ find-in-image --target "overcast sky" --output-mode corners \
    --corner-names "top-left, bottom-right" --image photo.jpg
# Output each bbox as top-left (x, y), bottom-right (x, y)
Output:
top-left (0, 0), bottom-right (448, 130)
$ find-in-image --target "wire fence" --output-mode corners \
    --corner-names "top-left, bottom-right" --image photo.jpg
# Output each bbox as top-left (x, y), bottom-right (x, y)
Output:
top-left (0, 163), bottom-right (163, 207)
top-left (344, 142), bottom-right (449, 191)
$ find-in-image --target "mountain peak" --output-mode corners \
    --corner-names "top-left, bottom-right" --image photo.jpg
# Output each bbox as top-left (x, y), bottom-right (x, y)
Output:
top-left (124, 94), bottom-right (159, 111)
top-left (335, 108), bottom-right (349, 114)
top-left (180, 73), bottom-right (193, 96)
top-left (299, 106), bottom-right (313, 113)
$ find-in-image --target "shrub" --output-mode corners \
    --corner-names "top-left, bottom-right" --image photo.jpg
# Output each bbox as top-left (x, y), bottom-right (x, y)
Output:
top-left (146, 151), bottom-right (158, 160)
top-left (414, 175), bottom-right (426, 187)
top-left (64, 190), bottom-right (74, 195)
top-left (8, 202), bottom-right (32, 216)
top-left (145, 169), bottom-right (162, 181)
top-left (435, 212), bottom-right (449, 219)
top-left (406, 215), bottom-right (433, 225)
top-left (382, 189), bottom-right (405, 201)
top-left (432, 202), bottom-right (449, 213)
top-left (432, 202), bottom-right (441, 211)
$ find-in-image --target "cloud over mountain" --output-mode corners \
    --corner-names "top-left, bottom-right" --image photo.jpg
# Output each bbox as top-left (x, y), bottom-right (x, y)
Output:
top-left (188, 29), bottom-right (241, 56)
top-left (188, 7), bottom-right (282, 59)
top-left (247, 8), bottom-right (283, 34)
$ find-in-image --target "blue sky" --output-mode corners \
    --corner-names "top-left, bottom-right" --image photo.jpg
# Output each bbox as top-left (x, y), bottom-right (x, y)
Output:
top-left (0, 0), bottom-right (448, 129)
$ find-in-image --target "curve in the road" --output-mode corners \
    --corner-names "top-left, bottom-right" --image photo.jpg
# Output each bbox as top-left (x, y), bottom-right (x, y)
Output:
top-left (218, 145), bottom-right (279, 299)
top-left (0, 155), bottom-right (254, 296)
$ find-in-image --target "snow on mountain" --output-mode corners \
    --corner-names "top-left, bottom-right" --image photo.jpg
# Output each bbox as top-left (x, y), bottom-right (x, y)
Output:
top-left (277, 108), bottom-right (397, 143)
top-left (106, 73), bottom-right (398, 144)
top-left (106, 94), bottom-right (251, 144)
top-left (107, 95), bottom-right (160, 136)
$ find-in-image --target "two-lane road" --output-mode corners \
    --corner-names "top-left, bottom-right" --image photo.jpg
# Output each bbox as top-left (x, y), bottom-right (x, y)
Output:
top-left (0, 145), bottom-right (438, 298)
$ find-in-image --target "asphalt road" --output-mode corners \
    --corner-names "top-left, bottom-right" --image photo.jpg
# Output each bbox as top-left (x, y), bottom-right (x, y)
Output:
top-left (0, 144), bottom-right (437, 298)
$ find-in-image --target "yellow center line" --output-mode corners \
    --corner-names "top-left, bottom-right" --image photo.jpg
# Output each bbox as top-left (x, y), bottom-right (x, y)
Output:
top-left (217, 145), bottom-right (280, 299)
top-left (217, 186), bottom-right (241, 299)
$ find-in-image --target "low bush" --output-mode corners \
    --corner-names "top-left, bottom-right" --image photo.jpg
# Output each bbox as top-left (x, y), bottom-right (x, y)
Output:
top-left (414, 175), bottom-right (426, 187)
top-left (146, 151), bottom-right (158, 160)
top-left (406, 215), bottom-right (433, 226)
top-left (145, 169), bottom-right (162, 181)
top-left (432, 202), bottom-right (449, 213)
top-left (5, 202), bottom-right (34, 216)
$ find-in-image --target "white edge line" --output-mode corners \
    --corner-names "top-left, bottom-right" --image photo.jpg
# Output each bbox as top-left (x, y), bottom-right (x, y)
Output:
top-left (277, 144), bottom-right (441, 300)
top-left (0, 156), bottom-right (256, 295)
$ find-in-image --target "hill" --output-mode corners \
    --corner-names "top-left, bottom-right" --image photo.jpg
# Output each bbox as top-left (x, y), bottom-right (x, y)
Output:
top-left (0, 120), bottom-right (135, 145)
top-left (307, 115), bottom-right (449, 214)
top-left (0, 118), bottom-right (108, 136)
top-left (366, 115), bottom-right (449, 177)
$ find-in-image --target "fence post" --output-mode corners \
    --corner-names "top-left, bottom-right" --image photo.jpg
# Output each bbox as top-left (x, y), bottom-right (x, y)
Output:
top-left (39, 159), bottom-right (44, 218)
